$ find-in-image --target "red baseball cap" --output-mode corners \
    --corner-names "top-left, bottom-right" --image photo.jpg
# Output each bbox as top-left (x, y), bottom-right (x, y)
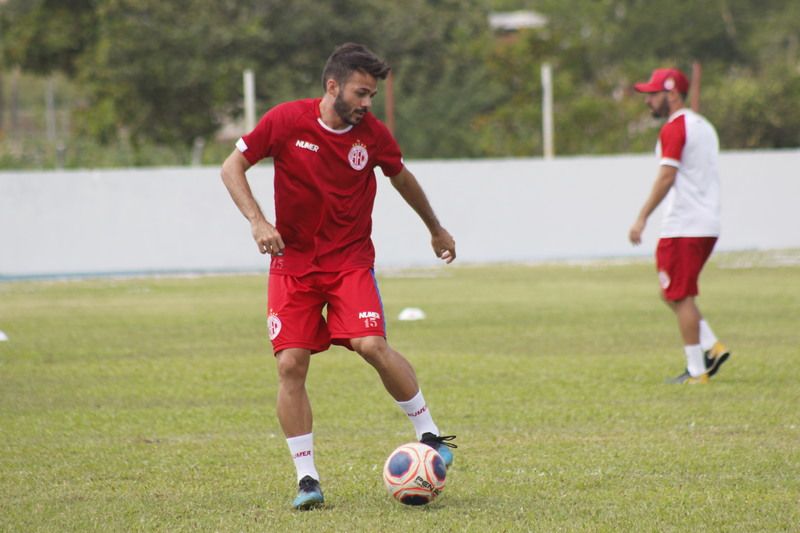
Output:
top-left (634, 68), bottom-right (689, 94)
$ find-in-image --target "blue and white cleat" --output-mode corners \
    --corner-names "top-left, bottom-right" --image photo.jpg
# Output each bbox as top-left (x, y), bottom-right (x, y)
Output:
top-left (420, 433), bottom-right (457, 468)
top-left (292, 475), bottom-right (324, 510)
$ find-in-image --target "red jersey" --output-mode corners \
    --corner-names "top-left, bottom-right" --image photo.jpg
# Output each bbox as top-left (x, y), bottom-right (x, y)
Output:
top-left (236, 98), bottom-right (405, 275)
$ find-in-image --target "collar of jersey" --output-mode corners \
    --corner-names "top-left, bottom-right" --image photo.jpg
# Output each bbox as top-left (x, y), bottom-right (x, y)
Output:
top-left (668, 107), bottom-right (690, 122)
top-left (316, 117), bottom-right (354, 134)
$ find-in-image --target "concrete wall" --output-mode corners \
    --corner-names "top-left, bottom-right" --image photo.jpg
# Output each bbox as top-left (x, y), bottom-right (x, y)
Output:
top-left (1, 149), bottom-right (799, 279)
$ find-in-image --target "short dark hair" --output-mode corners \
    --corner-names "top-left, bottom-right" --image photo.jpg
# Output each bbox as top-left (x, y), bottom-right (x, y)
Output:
top-left (321, 43), bottom-right (391, 91)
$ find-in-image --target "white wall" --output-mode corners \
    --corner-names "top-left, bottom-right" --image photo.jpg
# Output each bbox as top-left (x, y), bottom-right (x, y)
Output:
top-left (1, 150), bottom-right (798, 279)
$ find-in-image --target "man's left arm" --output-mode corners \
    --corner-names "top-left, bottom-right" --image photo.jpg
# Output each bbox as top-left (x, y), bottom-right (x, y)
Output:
top-left (389, 166), bottom-right (456, 264)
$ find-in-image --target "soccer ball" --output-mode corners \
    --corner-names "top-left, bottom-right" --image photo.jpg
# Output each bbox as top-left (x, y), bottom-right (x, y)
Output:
top-left (382, 442), bottom-right (446, 505)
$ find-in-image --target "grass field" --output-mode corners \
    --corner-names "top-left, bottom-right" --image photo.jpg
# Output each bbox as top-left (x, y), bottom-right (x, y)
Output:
top-left (1, 251), bottom-right (799, 532)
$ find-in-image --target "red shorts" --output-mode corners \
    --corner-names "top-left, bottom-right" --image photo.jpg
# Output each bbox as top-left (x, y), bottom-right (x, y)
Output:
top-left (266, 268), bottom-right (386, 354)
top-left (655, 237), bottom-right (717, 301)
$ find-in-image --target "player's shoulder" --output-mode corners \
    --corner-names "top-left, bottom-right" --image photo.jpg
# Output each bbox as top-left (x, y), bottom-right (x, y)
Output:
top-left (269, 98), bottom-right (318, 120)
top-left (359, 112), bottom-right (394, 142)
top-left (361, 111), bottom-right (388, 130)
top-left (667, 109), bottom-right (689, 125)
top-left (687, 109), bottom-right (715, 129)
top-left (674, 108), bottom-right (717, 136)
top-left (668, 108), bottom-right (714, 127)
top-left (660, 110), bottom-right (687, 135)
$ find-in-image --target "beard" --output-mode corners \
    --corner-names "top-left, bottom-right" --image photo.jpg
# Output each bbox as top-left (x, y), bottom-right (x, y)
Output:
top-left (650, 97), bottom-right (670, 118)
top-left (333, 92), bottom-right (367, 126)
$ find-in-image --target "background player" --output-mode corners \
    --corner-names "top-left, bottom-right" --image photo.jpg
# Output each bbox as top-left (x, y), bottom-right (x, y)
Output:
top-left (220, 43), bottom-right (457, 509)
top-left (628, 67), bottom-right (731, 384)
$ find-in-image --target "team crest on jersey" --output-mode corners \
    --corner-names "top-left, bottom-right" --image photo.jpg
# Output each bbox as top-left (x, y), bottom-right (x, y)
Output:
top-left (348, 141), bottom-right (368, 170)
top-left (658, 270), bottom-right (671, 289)
top-left (268, 312), bottom-right (282, 340)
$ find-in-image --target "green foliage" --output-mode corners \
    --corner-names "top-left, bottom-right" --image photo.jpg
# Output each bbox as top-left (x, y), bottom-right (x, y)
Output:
top-left (77, 0), bottom-right (256, 146)
top-left (705, 66), bottom-right (800, 148)
top-left (2, 252), bottom-right (800, 530)
top-left (476, 0), bottom-right (800, 155)
top-left (392, 29), bottom-right (503, 158)
top-left (1, 0), bottom-right (98, 76)
top-left (1, 0), bottom-right (800, 166)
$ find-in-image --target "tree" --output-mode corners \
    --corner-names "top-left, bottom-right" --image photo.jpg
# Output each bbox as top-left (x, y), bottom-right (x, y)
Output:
top-left (2, 0), bottom-right (799, 165)
top-left (1, 0), bottom-right (98, 76)
top-left (478, 0), bottom-right (800, 153)
top-left (77, 0), bottom-right (498, 154)
top-left (76, 0), bottom-right (265, 145)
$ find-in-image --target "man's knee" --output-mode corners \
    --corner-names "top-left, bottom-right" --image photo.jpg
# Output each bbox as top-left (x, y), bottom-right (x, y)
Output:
top-left (275, 349), bottom-right (310, 382)
top-left (662, 293), bottom-right (686, 311)
top-left (672, 296), bottom-right (695, 310)
top-left (352, 336), bottom-right (390, 363)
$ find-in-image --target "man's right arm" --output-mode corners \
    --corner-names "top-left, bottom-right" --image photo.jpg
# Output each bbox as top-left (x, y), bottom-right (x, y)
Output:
top-left (628, 164), bottom-right (677, 245)
top-left (221, 149), bottom-right (285, 255)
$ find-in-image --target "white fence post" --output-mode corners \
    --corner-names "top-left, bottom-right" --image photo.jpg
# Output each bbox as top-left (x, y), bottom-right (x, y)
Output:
top-left (243, 69), bottom-right (256, 132)
top-left (541, 63), bottom-right (554, 160)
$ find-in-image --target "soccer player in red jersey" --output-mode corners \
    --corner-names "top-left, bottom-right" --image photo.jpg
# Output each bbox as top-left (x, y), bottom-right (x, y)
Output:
top-left (221, 43), bottom-right (456, 509)
top-left (629, 68), bottom-right (731, 385)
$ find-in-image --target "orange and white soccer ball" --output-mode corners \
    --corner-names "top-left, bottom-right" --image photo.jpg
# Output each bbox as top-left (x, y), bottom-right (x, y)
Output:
top-left (382, 442), bottom-right (447, 505)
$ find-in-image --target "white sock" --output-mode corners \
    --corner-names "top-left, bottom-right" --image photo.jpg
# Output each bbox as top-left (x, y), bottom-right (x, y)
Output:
top-left (396, 390), bottom-right (439, 440)
top-left (684, 344), bottom-right (707, 377)
top-left (699, 319), bottom-right (718, 352)
top-left (286, 433), bottom-right (319, 482)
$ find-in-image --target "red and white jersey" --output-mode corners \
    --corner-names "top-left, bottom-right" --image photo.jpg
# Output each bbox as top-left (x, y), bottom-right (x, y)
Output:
top-left (236, 98), bottom-right (404, 276)
top-left (656, 108), bottom-right (721, 237)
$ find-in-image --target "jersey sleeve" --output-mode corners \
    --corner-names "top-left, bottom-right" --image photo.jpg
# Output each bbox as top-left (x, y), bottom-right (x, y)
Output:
top-left (373, 123), bottom-right (405, 177)
top-left (236, 104), bottom-right (289, 165)
top-left (658, 115), bottom-right (686, 168)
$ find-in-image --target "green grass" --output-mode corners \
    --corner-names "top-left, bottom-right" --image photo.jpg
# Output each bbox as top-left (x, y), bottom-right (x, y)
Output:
top-left (1, 252), bottom-right (799, 532)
